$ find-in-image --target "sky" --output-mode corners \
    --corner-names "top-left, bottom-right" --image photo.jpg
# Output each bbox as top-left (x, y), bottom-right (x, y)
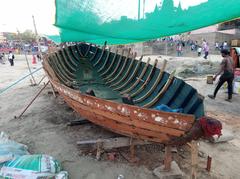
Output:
top-left (0, 0), bottom-right (207, 35)
top-left (0, 0), bottom-right (57, 34)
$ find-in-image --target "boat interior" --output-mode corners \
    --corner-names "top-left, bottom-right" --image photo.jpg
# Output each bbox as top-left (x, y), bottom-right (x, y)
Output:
top-left (47, 43), bottom-right (204, 119)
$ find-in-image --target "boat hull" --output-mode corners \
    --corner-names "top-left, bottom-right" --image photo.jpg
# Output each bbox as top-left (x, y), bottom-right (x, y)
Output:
top-left (43, 43), bottom-right (205, 145)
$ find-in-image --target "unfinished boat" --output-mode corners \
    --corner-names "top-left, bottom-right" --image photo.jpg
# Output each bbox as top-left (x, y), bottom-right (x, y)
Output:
top-left (43, 43), bottom-right (218, 145)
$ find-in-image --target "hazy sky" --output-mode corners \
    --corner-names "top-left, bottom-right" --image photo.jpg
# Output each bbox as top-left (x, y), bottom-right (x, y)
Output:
top-left (0, 0), bottom-right (207, 35)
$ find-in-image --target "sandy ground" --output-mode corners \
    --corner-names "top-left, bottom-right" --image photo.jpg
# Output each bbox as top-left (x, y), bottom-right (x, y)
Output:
top-left (0, 54), bottom-right (240, 179)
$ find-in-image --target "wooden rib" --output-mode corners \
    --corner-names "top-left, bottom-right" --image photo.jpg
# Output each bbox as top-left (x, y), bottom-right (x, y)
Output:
top-left (134, 59), bottom-right (167, 103)
top-left (51, 55), bottom-right (74, 82)
top-left (62, 48), bottom-right (78, 67)
top-left (48, 58), bottom-right (66, 83)
top-left (64, 47), bottom-right (79, 66)
top-left (84, 43), bottom-right (91, 57)
top-left (114, 56), bottom-right (142, 91)
top-left (130, 59), bottom-right (158, 97)
top-left (59, 49), bottom-right (77, 72)
top-left (120, 57), bottom-right (150, 94)
top-left (143, 71), bottom-right (176, 108)
top-left (52, 53), bottom-right (75, 81)
top-left (93, 46), bottom-right (106, 66)
top-left (55, 52), bottom-right (76, 78)
top-left (102, 49), bottom-right (125, 80)
top-left (48, 57), bottom-right (70, 85)
top-left (69, 46), bottom-right (80, 61)
top-left (106, 48), bottom-right (131, 84)
top-left (110, 52), bottom-right (137, 87)
top-left (76, 43), bottom-right (84, 57)
top-left (96, 48), bottom-right (111, 72)
top-left (89, 46), bottom-right (98, 61)
top-left (100, 49), bottom-right (118, 76)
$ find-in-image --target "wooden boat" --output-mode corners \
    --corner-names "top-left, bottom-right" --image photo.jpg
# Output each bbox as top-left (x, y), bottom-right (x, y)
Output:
top-left (43, 43), bottom-right (215, 145)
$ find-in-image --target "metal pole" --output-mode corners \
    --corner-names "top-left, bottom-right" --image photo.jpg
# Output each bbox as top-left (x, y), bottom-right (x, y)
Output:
top-left (18, 81), bottom-right (50, 118)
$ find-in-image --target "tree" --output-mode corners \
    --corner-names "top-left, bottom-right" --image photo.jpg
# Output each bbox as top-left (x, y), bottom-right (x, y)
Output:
top-left (20, 30), bottom-right (36, 42)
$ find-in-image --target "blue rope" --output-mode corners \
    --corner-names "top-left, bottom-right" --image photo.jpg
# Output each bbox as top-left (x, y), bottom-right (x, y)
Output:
top-left (0, 67), bottom-right (43, 95)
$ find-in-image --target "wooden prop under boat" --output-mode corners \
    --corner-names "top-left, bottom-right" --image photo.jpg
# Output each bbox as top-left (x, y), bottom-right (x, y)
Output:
top-left (43, 43), bottom-right (221, 145)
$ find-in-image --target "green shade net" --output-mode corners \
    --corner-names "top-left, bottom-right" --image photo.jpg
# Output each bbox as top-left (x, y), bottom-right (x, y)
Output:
top-left (46, 35), bottom-right (62, 44)
top-left (55, 0), bottom-right (240, 45)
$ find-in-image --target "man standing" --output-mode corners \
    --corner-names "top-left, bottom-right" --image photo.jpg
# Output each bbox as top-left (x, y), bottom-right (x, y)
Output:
top-left (203, 41), bottom-right (209, 59)
top-left (8, 51), bottom-right (15, 66)
top-left (208, 49), bottom-right (234, 102)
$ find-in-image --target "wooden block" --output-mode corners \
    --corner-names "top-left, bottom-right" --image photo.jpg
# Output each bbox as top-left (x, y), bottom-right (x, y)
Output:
top-left (164, 146), bottom-right (172, 171)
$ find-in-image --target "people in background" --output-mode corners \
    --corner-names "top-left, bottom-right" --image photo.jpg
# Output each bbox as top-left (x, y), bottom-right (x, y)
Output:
top-left (215, 42), bottom-right (219, 50)
top-left (202, 40), bottom-right (209, 59)
top-left (208, 49), bottom-right (234, 102)
top-left (223, 41), bottom-right (228, 50)
top-left (176, 43), bottom-right (182, 57)
top-left (0, 53), bottom-right (3, 64)
top-left (197, 46), bottom-right (202, 57)
top-left (8, 51), bottom-right (15, 66)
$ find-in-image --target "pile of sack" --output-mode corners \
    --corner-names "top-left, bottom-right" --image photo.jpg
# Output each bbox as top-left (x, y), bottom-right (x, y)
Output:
top-left (0, 132), bottom-right (68, 179)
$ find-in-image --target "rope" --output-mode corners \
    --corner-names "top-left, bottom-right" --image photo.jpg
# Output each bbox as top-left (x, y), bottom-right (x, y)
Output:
top-left (0, 67), bottom-right (43, 95)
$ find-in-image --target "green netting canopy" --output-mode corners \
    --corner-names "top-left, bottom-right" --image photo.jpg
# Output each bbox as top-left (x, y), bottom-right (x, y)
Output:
top-left (55, 0), bottom-right (240, 45)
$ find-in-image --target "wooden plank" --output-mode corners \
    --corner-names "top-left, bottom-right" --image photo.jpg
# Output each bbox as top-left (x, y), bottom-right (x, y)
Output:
top-left (65, 96), bottom-right (171, 143)
top-left (54, 82), bottom-right (195, 131)
top-left (65, 94), bottom-right (185, 137)
top-left (77, 137), bottom-right (151, 149)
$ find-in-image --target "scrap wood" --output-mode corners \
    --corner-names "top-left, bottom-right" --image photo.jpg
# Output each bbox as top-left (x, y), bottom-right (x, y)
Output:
top-left (77, 137), bottom-right (151, 150)
top-left (67, 119), bottom-right (91, 126)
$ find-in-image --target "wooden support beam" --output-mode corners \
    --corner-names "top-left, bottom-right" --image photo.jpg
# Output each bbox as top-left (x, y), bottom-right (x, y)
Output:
top-left (77, 137), bottom-right (151, 150)
top-left (191, 141), bottom-right (198, 179)
top-left (96, 139), bottom-right (103, 160)
top-left (164, 145), bottom-right (172, 171)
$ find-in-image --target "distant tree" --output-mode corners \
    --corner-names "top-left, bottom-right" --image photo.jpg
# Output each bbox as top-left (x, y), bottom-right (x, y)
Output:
top-left (20, 30), bottom-right (36, 42)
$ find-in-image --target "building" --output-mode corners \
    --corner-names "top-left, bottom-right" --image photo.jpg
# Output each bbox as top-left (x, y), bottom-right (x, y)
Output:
top-left (190, 19), bottom-right (240, 51)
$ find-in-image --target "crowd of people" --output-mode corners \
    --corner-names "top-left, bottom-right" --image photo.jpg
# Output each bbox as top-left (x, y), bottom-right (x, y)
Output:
top-left (174, 39), bottom-right (230, 59)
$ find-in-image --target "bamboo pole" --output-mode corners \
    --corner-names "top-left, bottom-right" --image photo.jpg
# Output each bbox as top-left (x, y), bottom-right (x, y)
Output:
top-left (18, 81), bottom-right (50, 118)
top-left (32, 15), bottom-right (42, 58)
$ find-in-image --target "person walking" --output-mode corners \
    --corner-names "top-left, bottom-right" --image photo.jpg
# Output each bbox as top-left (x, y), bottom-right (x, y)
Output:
top-left (8, 51), bottom-right (15, 66)
top-left (197, 46), bottom-right (202, 57)
top-left (203, 42), bottom-right (209, 59)
top-left (176, 43), bottom-right (182, 57)
top-left (208, 49), bottom-right (234, 102)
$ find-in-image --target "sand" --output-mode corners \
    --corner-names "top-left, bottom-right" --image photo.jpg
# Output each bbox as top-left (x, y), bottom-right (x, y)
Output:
top-left (0, 54), bottom-right (240, 179)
